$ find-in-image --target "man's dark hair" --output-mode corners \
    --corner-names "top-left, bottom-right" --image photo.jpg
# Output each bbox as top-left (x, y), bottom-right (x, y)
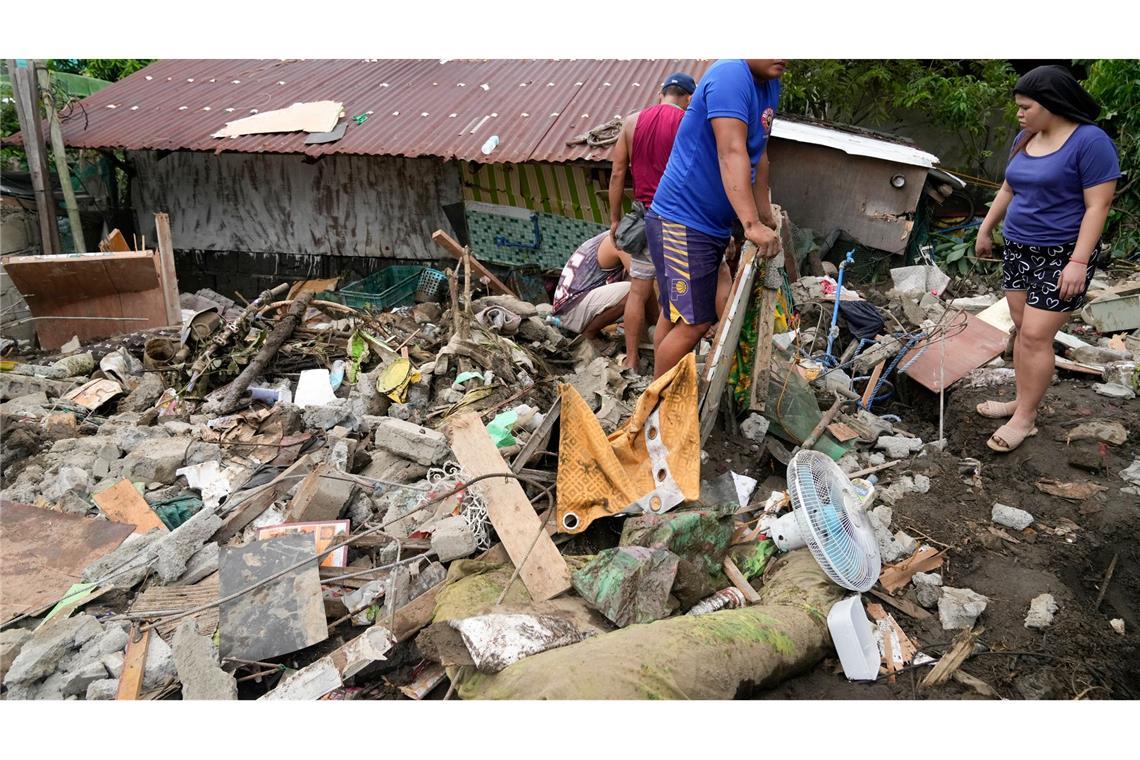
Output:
top-left (662, 84), bottom-right (690, 98)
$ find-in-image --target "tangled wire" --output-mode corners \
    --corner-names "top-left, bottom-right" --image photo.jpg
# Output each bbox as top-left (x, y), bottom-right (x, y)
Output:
top-left (565, 117), bottom-right (623, 148)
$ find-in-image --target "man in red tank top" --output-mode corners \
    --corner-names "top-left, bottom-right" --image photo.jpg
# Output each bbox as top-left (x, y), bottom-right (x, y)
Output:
top-left (608, 72), bottom-right (695, 371)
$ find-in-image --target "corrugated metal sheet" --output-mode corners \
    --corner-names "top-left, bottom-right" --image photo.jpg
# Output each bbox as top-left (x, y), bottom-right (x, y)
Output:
top-left (56, 59), bottom-right (716, 164)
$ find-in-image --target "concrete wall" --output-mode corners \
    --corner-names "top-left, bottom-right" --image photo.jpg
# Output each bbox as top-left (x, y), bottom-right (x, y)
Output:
top-left (129, 151), bottom-right (462, 295)
top-left (0, 198), bottom-right (39, 342)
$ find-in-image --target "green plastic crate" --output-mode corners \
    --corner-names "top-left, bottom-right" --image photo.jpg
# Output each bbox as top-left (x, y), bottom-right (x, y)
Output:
top-left (319, 266), bottom-right (424, 310)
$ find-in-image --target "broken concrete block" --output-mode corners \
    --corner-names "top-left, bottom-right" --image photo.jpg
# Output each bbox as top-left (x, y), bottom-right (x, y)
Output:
top-left (3, 614), bottom-right (99, 685)
top-left (854, 335), bottom-right (904, 374)
top-left (875, 435), bottom-right (924, 459)
top-left (300, 399), bottom-right (352, 431)
top-left (1093, 382), bottom-right (1136, 399)
top-left (172, 619), bottom-right (238, 700)
top-left (912, 572), bottom-right (943, 608)
top-left (62, 660), bottom-right (109, 697)
top-left (142, 632), bottom-right (176, 691)
top-left (1111, 619), bottom-right (1126, 635)
top-left (120, 373), bottom-right (165, 412)
top-left (101, 651), bottom-right (125, 679)
top-left (430, 516), bottom-right (478, 562)
top-left (373, 418), bottom-right (450, 466)
top-left (33, 670), bottom-right (68, 700)
top-left (1066, 419), bottom-right (1128, 445)
top-left (43, 412), bottom-right (79, 438)
top-left (154, 509), bottom-right (224, 583)
top-left (0, 628), bottom-right (33, 680)
top-left (740, 413), bottom-right (770, 442)
top-left (1024, 593), bottom-right (1058, 630)
top-left (96, 626), bottom-right (130, 656)
top-left (287, 463), bottom-right (356, 523)
top-left (0, 391), bottom-right (50, 418)
top-left (894, 531), bottom-right (918, 556)
top-left (992, 502), bottom-right (1034, 531)
top-left (950, 294), bottom-right (998, 311)
top-left (82, 529), bottom-right (163, 589)
top-left (114, 424), bottom-right (171, 454)
top-left (121, 436), bottom-right (190, 484)
top-left (878, 474), bottom-right (931, 506)
top-left (174, 542), bottom-right (220, 586)
top-left (938, 587), bottom-right (989, 630)
top-left (837, 454), bottom-right (860, 474)
top-left (42, 465), bottom-right (92, 503)
top-left (85, 678), bottom-right (119, 701)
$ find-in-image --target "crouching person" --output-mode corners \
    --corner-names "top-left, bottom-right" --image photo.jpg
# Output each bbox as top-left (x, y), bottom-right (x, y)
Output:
top-left (551, 231), bottom-right (631, 344)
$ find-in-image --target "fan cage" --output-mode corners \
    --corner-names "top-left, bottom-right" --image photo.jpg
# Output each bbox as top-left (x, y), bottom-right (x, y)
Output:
top-left (787, 451), bottom-right (881, 591)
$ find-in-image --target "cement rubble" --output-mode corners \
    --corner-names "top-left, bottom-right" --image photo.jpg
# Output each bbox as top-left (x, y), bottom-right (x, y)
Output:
top-left (992, 503), bottom-right (1034, 531)
top-left (1024, 593), bottom-right (1059, 630)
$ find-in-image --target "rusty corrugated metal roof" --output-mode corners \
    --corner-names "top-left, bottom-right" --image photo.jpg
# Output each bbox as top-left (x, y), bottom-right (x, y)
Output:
top-left (55, 59), bottom-right (714, 164)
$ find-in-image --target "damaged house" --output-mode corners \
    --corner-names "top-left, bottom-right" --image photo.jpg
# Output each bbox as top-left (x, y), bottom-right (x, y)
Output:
top-left (38, 59), bottom-right (961, 296)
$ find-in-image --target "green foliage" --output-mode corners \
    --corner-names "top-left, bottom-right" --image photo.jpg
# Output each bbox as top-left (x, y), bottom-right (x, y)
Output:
top-left (65, 59), bottom-right (152, 82)
top-left (930, 225), bottom-right (1001, 279)
top-left (781, 60), bottom-right (1019, 178)
top-left (1083, 59), bottom-right (1140, 258)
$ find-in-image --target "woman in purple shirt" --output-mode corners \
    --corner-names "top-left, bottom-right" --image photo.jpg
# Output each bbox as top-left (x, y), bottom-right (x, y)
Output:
top-left (975, 65), bottom-right (1121, 452)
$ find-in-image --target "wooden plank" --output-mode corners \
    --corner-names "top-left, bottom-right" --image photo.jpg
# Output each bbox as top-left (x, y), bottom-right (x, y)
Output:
top-left (511, 397), bottom-right (560, 473)
top-left (921, 627), bottom-right (979, 688)
top-left (867, 587), bottom-right (933, 621)
top-left (116, 628), bottom-right (151, 700)
top-left (827, 422), bottom-right (860, 443)
top-left (431, 230), bottom-right (517, 297)
top-left (212, 454), bottom-right (313, 544)
top-left (397, 662), bottom-right (447, 700)
top-left (900, 311), bottom-right (1009, 393)
top-left (700, 237), bottom-right (762, 443)
top-left (129, 576), bottom-right (220, 640)
top-left (445, 413), bottom-right (571, 602)
top-left (100, 229), bottom-right (131, 253)
top-left (92, 479), bottom-right (168, 534)
top-left (722, 557), bottom-right (762, 605)
top-left (879, 547), bottom-right (947, 594)
top-left (861, 360), bottom-right (886, 407)
top-left (747, 210), bottom-right (788, 414)
top-left (153, 213), bottom-right (182, 326)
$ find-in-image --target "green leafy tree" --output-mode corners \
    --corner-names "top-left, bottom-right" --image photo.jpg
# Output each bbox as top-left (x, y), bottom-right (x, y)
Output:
top-left (1083, 59), bottom-right (1140, 258)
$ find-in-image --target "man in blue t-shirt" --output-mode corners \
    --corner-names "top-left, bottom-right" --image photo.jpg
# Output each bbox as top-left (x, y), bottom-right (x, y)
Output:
top-left (647, 59), bottom-right (786, 378)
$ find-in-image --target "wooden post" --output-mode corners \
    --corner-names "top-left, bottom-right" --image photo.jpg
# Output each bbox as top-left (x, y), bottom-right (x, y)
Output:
top-left (698, 237), bottom-right (760, 444)
top-left (7, 59), bottom-right (60, 256)
top-left (748, 210), bottom-right (790, 414)
top-left (153, 213), bottom-right (182, 325)
top-left (431, 230), bottom-right (517, 297)
top-left (35, 65), bottom-right (86, 253)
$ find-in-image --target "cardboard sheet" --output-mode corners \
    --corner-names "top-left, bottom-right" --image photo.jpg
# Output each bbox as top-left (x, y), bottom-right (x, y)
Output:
top-left (212, 101), bottom-right (343, 138)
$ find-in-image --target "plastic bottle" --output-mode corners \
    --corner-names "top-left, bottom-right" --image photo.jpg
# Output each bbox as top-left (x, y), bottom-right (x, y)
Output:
top-left (329, 359), bottom-right (346, 391)
top-left (686, 587), bottom-right (746, 616)
top-left (481, 135), bottom-right (500, 155)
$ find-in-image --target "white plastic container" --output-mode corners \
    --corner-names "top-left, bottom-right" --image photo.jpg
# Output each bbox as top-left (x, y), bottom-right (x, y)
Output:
top-left (827, 595), bottom-right (881, 681)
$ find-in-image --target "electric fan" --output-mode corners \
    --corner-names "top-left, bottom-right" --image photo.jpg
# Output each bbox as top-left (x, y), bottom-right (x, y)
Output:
top-left (761, 450), bottom-right (881, 592)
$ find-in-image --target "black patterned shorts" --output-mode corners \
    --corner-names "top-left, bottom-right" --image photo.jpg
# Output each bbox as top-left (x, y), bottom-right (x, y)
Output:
top-left (1001, 240), bottom-right (1099, 313)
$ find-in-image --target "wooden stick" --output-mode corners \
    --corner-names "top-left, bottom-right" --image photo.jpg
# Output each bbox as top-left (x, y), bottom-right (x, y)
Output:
top-left (867, 587), bottom-right (932, 621)
top-left (722, 557), bottom-right (762, 605)
top-left (848, 460), bottom-right (901, 479)
top-left (921, 627), bottom-right (980, 688)
top-left (861, 360), bottom-right (886, 407)
top-left (202, 291), bottom-right (315, 416)
top-left (801, 393), bottom-right (845, 450)
top-left (512, 397), bottom-right (561, 473)
top-left (1093, 552), bottom-right (1118, 612)
top-left (432, 230), bottom-right (516, 297)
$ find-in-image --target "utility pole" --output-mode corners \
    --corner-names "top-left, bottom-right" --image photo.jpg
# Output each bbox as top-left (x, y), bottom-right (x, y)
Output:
top-left (36, 63), bottom-right (87, 252)
top-left (7, 59), bottom-right (60, 255)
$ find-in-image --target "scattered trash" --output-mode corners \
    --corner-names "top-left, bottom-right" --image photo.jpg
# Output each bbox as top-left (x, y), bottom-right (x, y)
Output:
top-left (1035, 479), bottom-right (1109, 501)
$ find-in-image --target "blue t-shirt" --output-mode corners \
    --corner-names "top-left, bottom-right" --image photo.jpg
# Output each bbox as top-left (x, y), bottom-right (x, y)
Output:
top-left (1003, 124), bottom-right (1121, 247)
top-left (650, 59), bottom-right (781, 239)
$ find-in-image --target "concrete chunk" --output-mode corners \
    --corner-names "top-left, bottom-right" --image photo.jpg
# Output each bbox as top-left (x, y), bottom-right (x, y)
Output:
top-left (875, 435), bottom-right (924, 459)
top-left (938, 587), bottom-right (989, 630)
top-left (121, 436), bottom-right (190, 484)
top-left (85, 678), bottom-right (119, 701)
top-left (172, 619), bottom-right (238, 700)
top-left (740, 413), bottom-right (770, 442)
top-left (1025, 593), bottom-right (1058, 630)
top-left (373, 418), bottom-right (450, 466)
top-left (992, 502), bottom-right (1034, 531)
top-left (430, 516), bottom-right (478, 562)
top-left (0, 628), bottom-right (33, 680)
top-left (62, 660), bottom-right (109, 697)
top-left (154, 509), bottom-right (224, 583)
top-left (3, 614), bottom-right (98, 685)
top-left (143, 632), bottom-right (176, 691)
top-left (912, 572), bottom-right (943, 608)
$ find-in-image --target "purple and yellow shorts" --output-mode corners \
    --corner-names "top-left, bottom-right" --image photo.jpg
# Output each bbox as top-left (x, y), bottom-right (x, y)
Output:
top-left (645, 210), bottom-right (727, 325)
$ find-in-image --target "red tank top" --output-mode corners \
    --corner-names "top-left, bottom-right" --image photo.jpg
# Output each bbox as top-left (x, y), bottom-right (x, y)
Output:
top-left (630, 102), bottom-right (686, 206)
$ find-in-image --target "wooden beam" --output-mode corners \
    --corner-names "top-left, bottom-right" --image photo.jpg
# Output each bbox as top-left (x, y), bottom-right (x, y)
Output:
top-left (722, 557), bottom-right (762, 605)
top-left (153, 213), bottom-right (182, 326)
top-left (116, 627), bottom-right (151, 700)
top-left (446, 413), bottom-right (571, 602)
top-left (36, 66), bottom-right (85, 253)
top-left (8, 60), bottom-right (60, 255)
top-left (747, 210), bottom-right (789, 414)
top-left (921, 627), bottom-right (980, 688)
top-left (861, 359), bottom-right (886, 408)
top-left (867, 587), bottom-right (933, 621)
top-left (700, 237), bottom-right (761, 443)
top-left (511, 397), bottom-right (560, 473)
top-left (431, 230), bottom-right (517, 297)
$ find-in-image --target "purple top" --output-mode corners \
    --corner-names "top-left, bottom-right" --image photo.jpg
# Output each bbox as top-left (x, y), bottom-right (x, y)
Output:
top-left (1003, 124), bottom-right (1121, 247)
